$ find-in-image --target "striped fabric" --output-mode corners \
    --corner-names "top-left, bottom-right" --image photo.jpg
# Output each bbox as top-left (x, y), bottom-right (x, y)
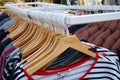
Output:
top-left (2, 48), bottom-right (22, 80)
top-left (20, 53), bottom-right (120, 80)
top-left (20, 42), bottom-right (120, 80)
top-left (2, 41), bottom-right (120, 80)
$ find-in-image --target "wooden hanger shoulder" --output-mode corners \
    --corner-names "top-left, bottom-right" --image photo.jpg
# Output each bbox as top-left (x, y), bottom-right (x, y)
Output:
top-left (14, 23), bottom-right (31, 42)
top-left (23, 31), bottom-right (60, 69)
top-left (24, 35), bottom-right (62, 70)
top-left (9, 20), bottom-right (29, 40)
top-left (25, 34), bottom-right (96, 75)
top-left (14, 23), bottom-right (36, 47)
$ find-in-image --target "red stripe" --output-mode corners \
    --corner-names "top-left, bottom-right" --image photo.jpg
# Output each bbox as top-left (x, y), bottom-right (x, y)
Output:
top-left (24, 70), bottom-right (34, 80)
top-left (34, 57), bottom-right (91, 75)
top-left (79, 53), bottom-right (99, 80)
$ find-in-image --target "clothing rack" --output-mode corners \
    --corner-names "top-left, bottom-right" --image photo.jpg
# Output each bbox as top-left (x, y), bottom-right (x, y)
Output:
top-left (8, 2), bottom-right (120, 11)
top-left (1, 2), bottom-right (120, 79)
top-left (5, 2), bottom-right (120, 25)
top-left (66, 12), bottom-right (120, 25)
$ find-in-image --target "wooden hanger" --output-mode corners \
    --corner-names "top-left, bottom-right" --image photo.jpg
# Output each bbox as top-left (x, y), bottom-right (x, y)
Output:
top-left (21, 31), bottom-right (60, 68)
top-left (5, 2), bottom-right (96, 75)
top-left (1, 10), bottom-right (29, 39)
top-left (21, 26), bottom-right (48, 58)
top-left (23, 34), bottom-right (62, 69)
top-left (20, 10), bottom-right (96, 73)
top-left (25, 34), bottom-right (96, 75)
top-left (14, 23), bottom-right (35, 47)
top-left (18, 17), bottom-right (58, 63)
top-left (1, 10), bottom-right (37, 48)
top-left (14, 23), bottom-right (31, 42)
top-left (21, 15), bottom-right (61, 66)
top-left (5, 16), bottom-right (21, 33)
top-left (5, 19), bottom-right (19, 33)
top-left (8, 19), bottom-right (29, 40)
top-left (22, 16), bottom-right (65, 67)
top-left (19, 25), bottom-right (40, 50)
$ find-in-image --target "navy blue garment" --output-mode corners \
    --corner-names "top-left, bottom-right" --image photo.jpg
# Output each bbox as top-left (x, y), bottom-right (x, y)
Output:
top-left (49, 47), bottom-right (88, 68)
top-left (49, 48), bottom-right (76, 67)
top-left (68, 24), bottom-right (87, 34)
top-left (0, 17), bottom-right (10, 27)
top-left (0, 13), bottom-right (9, 22)
top-left (0, 18), bottom-right (15, 30)
top-left (0, 31), bottom-right (9, 42)
top-left (53, 0), bottom-right (61, 4)
top-left (61, 0), bottom-right (77, 5)
top-left (0, 29), bottom-right (5, 34)
top-left (49, 24), bottom-right (87, 68)
top-left (0, 38), bottom-right (13, 56)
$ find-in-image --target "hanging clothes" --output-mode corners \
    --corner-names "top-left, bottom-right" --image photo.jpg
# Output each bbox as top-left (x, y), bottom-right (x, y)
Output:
top-left (109, 0), bottom-right (120, 5)
top-left (61, 0), bottom-right (77, 5)
top-left (75, 20), bottom-right (120, 60)
top-left (53, 0), bottom-right (61, 4)
top-left (1, 3), bottom-right (120, 80)
top-left (2, 40), bottom-right (120, 80)
top-left (0, 13), bottom-right (9, 22)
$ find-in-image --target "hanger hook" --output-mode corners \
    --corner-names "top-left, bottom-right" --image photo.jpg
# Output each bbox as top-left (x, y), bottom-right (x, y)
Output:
top-left (40, 11), bottom-right (45, 26)
top-left (47, 12), bottom-right (54, 31)
top-left (57, 14), bottom-right (65, 35)
top-left (52, 13), bottom-right (60, 33)
top-left (38, 11), bottom-right (42, 26)
top-left (41, 12), bottom-right (47, 28)
top-left (57, 13), bottom-right (70, 37)
top-left (44, 12), bottom-right (49, 29)
top-left (40, 11), bottom-right (45, 27)
top-left (35, 11), bottom-right (41, 25)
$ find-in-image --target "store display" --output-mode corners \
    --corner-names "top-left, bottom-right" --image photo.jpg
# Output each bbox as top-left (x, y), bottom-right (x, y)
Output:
top-left (0, 1), bottom-right (120, 80)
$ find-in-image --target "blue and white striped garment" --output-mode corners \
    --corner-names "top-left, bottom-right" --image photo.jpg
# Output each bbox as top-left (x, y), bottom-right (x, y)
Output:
top-left (20, 42), bottom-right (120, 80)
top-left (2, 41), bottom-right (120, 80)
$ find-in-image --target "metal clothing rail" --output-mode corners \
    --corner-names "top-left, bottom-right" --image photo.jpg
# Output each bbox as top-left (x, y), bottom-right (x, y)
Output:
top-left (5, 2), bottom-right (120, 25)
top-left (66, 12), bottom-right (120, 25)
top-left (7, 2), bottom-right (120, 11)
top-left (68, 5), bottom-right (120, 11)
